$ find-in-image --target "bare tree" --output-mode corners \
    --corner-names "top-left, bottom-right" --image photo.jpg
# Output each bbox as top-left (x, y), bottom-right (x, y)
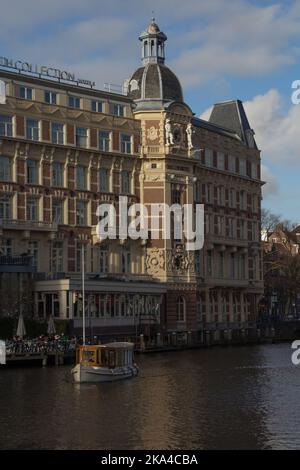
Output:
top-left (261, 208), bottom-right (281, 234)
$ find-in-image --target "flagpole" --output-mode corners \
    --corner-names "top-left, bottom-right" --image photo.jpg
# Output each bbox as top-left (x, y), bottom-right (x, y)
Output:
top-left (82, 243), bottom-right (86, 346)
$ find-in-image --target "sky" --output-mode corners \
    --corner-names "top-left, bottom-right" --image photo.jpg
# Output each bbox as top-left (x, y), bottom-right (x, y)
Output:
top-left (0, 0), bottom-right (299, 222)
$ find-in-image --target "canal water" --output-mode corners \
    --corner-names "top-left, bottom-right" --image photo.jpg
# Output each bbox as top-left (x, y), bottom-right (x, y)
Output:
top-left (0, 343), bottom-right (299, 450)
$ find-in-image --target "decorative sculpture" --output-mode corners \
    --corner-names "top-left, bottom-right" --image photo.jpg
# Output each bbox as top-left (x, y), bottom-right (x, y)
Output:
top-left (165, 118), bottom-right (174, 146)
top-left (186, 122), bottom-right (194, 149)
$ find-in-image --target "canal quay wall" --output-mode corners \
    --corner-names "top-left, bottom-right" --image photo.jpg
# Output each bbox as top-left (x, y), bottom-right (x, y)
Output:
top-left (3, 321), bottom-right (300, 366)
top-left (137, 321), bottom-right (300, 353)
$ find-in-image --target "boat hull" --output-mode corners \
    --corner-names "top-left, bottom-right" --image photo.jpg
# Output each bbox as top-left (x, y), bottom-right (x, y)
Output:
top-left (71, 363), bottom-right (138, 383)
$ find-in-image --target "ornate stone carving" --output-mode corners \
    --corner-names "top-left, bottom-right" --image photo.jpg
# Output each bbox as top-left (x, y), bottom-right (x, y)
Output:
top-left (147, 126), bottom-right (159, 141)
top-left (146, 248), bottom-right (165, 274)
top-left (166, 245), bottom-right (190, 274)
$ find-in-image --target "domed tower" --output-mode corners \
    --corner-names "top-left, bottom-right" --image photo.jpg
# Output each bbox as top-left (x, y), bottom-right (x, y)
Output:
top-left (127, 18), bottom-right (184, 110)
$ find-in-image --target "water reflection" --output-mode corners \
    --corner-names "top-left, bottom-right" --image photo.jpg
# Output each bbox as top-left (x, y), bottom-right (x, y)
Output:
top-left (0, 344), bottom-right (298, 450)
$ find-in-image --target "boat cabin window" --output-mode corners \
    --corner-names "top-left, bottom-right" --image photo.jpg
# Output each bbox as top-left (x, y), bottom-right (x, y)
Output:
top-left (81, 349), bottom-right (96, 364)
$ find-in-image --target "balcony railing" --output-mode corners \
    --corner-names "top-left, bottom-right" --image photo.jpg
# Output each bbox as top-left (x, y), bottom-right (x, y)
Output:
top-left (0, 219), bottom-right (57, 231)
top-left (0, 255), bottom-right (36, 273)
top-left (0, 255), bottom-right (32, 266)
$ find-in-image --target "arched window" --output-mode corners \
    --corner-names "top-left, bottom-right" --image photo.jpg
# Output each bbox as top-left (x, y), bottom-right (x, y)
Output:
top-left (144, 41), bottom-right (148, 57)
top-left (176, 296), bottom-right (186, 322)
top-left (150, 40), bottom-right (154, 55)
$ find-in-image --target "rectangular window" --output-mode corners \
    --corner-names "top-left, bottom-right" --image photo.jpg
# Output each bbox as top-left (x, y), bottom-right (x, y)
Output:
top-left (240, 159), bottom-right (246, 176)
top-left (121, 170), bottom-right (130, 194)
top-left (240, 219), bottom-right (246, 240)
top-left (76, 165), bottom-right (87, 190)
top-left (205, 184), bottom-right (212, 203)
top-left (195, 251), bottom-right (201, 274)
top-left (230, 253), bottom-right (235, 279)
top-left (52, 199), bottom-right (63, 224)
top-left (0, 238), bottom-right (12, 256)
top-left (27, 159), bottom-right (38, 184)
top-left (99, 168), bottom-right (109, 192)
top-left (251, 162), bottom-right (258, 179)
top-left (27, 197), bottom-right (38, 221)
top-left (240, 190), bottom-right (246, 210)
top-left (44, 91), bottom-right (57, 104)
top-left (205, 213), bottom-right (210, 234)
top-left (0, 196), bottom-right (11, 219)
top-left (217, 186), bottom-right (224, 206)
top-left (68, 95), bottom-right (81, 108)
top-left (229, 189), bottom-right (235, 208)
top-left (240, 254), bottom-right (246, 279)
top-left (76, 127), bottom-right (88, 148)
top-left (215, 215), bottom-right (224, 236)
top-left (52, 161), bottom-right (64, 187)
top-left (194, 181), bottom-right (201, 202)
top-left (252, 221), bottom-right (258, 242)
top-left (171, 189), bottom-right (181, 205)
top-left (121, 248), bottom-right (131, 273)
top-left (0, 156), bottom-right (11, 181)
top-left (205, 149), bottom-right (213, 167)
top-left (28, 241), bottom-right (38, 268)
top-left (218, 252), bottom-right (224, 278)
top-left (51, 122), bottom-right (64, 145)
top-left (229, 218), bottom-right (235, 238)
top-left (26, 119), bottom-right (39, 141)
top-left (99, 246), bottom-right (108, 274)
top-left (217, 152), bottom-right (225, 170)
top-left (228, 155), bottom-right (236, 173)
top-left (19, 86), bottom-right (33, 100)
top-left (252, 195), bottom-right (258, 213)
top-left (76, 200), bottom-right (87, 226)
top-left (121, 134), bottom-right (131, 154)
top-left (91, 100), bottom-right (103, 113)
top-left (113, 104), bottom-right (124, 117)
top-left (99, 131), bottom-right (110, 152)
top-left (206, 250), bottom-right (213, 277)
top-left (0, 115), bottom-right (12, 137)
top-left (51, 241), bottom-right (63, 272)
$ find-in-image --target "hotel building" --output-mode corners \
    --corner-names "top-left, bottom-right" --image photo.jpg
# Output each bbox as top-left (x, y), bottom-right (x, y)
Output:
top-left (0, 20), bottom-right (263, 344)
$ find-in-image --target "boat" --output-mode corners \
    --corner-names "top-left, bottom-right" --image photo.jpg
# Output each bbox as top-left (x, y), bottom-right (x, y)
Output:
top-left (71, 342), bottom-right (138, 383)
top-left (71, 245), bottom-right (138, 383)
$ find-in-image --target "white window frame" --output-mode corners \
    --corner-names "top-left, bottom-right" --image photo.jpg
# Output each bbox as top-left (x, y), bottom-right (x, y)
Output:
top-left (26, 118), bottom-right (39, 141)
top-left (51, 122), bottom-right (64, 145)
top-left (0, 115), bottom-right (12, 137)
top-left (44, 90), bottom-right (57, 104)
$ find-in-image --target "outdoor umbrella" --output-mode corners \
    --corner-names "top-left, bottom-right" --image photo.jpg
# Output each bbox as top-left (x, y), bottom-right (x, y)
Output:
top-left (47, 315), bottom-right (56, 335)
top-left (16, 313), bottom-right (26, 338)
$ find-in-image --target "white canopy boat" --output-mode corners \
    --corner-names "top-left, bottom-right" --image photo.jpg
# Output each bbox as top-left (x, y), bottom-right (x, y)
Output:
top-left (71, 245), bottom-right (138, 383)
top-left (71, 342), bottom-right (138, 383)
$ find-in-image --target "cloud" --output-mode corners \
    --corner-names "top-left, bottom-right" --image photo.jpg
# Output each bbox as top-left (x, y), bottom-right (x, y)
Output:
top-left (1, 0), bottom-right (300, 91)
top-left (261, 164), bottom-right (279, 198)
top-left (170, 1), bottom-right (300, 88)
top-left (243, 89), bottom-right (300, 166)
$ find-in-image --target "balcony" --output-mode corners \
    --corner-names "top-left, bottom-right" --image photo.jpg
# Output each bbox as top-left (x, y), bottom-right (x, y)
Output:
top-left (0, 255), bottom-right (36, 273)
top-left (205, 234), bottom-right (248, 249)
top-left (0, 219), bottom-right (57, 232)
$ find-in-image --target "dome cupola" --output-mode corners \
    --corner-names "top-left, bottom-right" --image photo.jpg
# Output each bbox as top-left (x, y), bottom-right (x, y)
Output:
top-left (127, 19), bottom-right (183, 111)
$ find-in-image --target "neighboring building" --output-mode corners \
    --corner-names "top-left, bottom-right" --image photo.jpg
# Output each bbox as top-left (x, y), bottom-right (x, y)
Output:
top-left (263, 225), bottom-right (300, 318)
top-left (0, 19), bottom-right (263, 343)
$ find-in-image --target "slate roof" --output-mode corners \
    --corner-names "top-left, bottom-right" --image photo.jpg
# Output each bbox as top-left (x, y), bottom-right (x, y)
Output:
top-left (208, 99), bottom-right (257, 148)
top-left (127, 63), bottom-right (183, 110)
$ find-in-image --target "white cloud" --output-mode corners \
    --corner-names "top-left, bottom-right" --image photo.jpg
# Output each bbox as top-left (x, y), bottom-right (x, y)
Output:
top-left (170, 1), bottom-right (300, 87)
top-left (261, 164), bottom-right (279, 198)
top-left (243, 89), bottom-right (300, 166)
top-left (1, 0), bottom-right (300, 91)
